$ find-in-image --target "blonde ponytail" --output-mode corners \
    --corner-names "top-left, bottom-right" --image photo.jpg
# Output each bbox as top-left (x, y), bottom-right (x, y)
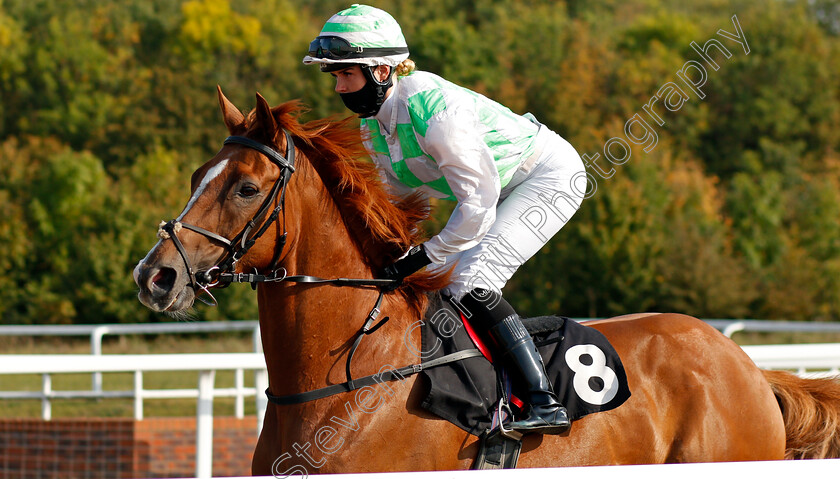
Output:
top-left (395, 59), bottom-right (416, 77)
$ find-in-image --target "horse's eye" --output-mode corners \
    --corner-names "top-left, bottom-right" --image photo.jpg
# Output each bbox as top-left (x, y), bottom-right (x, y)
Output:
top-left (239, 184), bottom-right (259, 198)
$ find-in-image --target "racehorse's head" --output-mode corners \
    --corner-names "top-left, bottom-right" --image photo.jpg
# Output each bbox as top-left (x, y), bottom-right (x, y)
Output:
top-left (133, 87), bottom-right (295, 313)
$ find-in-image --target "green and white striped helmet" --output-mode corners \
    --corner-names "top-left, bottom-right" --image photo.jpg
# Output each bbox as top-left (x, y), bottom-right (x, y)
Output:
top-left (303, 4), bottom-right (409, 70)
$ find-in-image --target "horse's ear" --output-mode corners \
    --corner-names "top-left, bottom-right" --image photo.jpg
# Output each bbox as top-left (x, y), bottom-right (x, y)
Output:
top-left (254, 92), bottom-right (278, 143)
top-left (217, 85), bottom-right (244, 134)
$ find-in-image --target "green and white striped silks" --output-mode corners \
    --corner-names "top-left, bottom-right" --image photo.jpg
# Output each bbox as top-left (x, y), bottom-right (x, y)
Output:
top-left (362, 71), bottom-right (539, 201)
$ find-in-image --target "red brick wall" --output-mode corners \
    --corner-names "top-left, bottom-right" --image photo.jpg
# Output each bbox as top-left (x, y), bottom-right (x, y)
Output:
top-left (0, 416), bottom-right (258, 479)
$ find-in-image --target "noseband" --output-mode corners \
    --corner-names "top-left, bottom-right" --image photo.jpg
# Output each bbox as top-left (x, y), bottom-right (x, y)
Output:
top-left (158, 131), bottom-right (296, 305)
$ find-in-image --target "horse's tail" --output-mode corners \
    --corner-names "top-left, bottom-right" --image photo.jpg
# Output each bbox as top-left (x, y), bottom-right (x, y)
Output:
top-left (763, 369), bottom-right (840, 459)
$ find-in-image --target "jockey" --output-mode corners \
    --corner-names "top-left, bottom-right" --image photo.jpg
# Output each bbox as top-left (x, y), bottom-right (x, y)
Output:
top-left (304, 4), bottom-right (586, 435)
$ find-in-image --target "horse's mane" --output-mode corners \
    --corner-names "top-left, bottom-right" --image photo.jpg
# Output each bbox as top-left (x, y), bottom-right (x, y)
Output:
top-left (244, 100), bottom-right (450, 314)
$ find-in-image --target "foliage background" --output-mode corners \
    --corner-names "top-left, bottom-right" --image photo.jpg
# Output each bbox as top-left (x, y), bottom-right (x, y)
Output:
top-left (1, 0), bottom-right (838, 324)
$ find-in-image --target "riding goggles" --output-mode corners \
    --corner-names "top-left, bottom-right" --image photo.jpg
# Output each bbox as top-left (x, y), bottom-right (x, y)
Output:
top-left (308, 36), bottom-right (408, 60)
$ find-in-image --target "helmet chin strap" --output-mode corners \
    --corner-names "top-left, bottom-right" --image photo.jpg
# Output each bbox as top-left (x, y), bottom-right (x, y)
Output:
top-left (366, 65), bottom-right (395, 105)
top-left (363, 64), bottom-right (393, 87)
top-left (336, 63), bottom-right (395, 117)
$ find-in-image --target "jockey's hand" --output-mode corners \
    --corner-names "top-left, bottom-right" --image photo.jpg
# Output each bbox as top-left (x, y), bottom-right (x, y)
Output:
top-left (382, 244), bottom-right (432, 291)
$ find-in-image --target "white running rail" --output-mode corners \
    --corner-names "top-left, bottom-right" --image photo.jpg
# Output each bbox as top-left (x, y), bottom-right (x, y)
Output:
top-left (0, 353), bottom-right (268, 479)
top-left (0, 321), bottom-right (262, 394)
top-left (742, 342), bottom-right (840, 376)
top-left (704, 319), bottom-right (840, 338)
top-left (1, 344), bottom-right (839, 477)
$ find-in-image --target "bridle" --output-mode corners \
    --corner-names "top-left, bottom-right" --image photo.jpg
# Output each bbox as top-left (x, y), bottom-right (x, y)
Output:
top-left (153, 129), bottom-right (478, 405)
top-left (157, 131), bottom-right (296, 305)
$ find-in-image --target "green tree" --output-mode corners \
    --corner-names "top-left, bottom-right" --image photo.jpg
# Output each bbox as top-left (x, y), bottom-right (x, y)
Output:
top-left (0, 0), bottom-right (838, 325)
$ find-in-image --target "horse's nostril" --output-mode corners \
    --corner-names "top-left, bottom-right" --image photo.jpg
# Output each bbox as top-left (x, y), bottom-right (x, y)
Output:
top-left (151, 267), bottom-right (176, 292)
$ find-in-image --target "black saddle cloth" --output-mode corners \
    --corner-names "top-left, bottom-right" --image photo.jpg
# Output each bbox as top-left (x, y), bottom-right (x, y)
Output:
top-left (419, 296), bottom-right (631, 436)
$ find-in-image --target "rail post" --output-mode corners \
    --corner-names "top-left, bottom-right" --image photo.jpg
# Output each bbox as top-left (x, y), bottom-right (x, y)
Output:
top-left (196, 370), bottom-right (216, 479)
top-left (41, 373), bottom-right (51, 420)
top-left (255, 368), bottom-right (268, 437)
top-left (90, 325), bottom-right (109, 393)
top-left (134, 370), bottom-right (144, 420)
top-left (252, 324), bottom-right (262, 352)
top-left (235, 368), bottom-right (245, 419)
top-left (722, 321), bottom-right (746, 338)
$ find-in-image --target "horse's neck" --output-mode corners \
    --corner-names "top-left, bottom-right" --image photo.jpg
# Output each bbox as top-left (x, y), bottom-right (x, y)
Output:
top-left (252, 156), bottom-right (440, 464)
top-left (257, 167), bottom-right (418, 399)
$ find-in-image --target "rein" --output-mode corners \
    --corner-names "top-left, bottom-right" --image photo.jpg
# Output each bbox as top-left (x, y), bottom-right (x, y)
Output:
top-left (233, 269), bottom-right (484, 406)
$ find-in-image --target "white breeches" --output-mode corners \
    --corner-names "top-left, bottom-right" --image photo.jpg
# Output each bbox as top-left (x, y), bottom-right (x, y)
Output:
top-left (431, 127), bottom-right (587, 300)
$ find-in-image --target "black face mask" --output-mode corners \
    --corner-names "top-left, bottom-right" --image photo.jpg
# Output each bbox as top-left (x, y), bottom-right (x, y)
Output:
top-left (339, 66), bottom-right (393, 118)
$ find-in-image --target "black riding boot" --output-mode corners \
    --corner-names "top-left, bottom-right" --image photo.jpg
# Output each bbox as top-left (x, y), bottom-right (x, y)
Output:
top-left (488, 315), bottom-right (571, 434)
top-left (458, 289), bottom-right (571, 435)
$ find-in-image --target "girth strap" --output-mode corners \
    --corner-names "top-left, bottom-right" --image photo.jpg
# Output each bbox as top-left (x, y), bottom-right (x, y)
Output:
top-left (265, 349), bottom-right (484, 405)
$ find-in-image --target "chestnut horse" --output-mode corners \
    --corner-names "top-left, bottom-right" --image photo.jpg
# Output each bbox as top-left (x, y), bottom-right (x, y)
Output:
top-left (134, 89), bottom-right (840, 474)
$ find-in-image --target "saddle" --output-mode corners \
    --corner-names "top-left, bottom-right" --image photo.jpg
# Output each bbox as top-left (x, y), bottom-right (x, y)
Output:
top-left (263, 293), bottom-right (631, 469)
top-left (418, 295), bottom-right (631, 468)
